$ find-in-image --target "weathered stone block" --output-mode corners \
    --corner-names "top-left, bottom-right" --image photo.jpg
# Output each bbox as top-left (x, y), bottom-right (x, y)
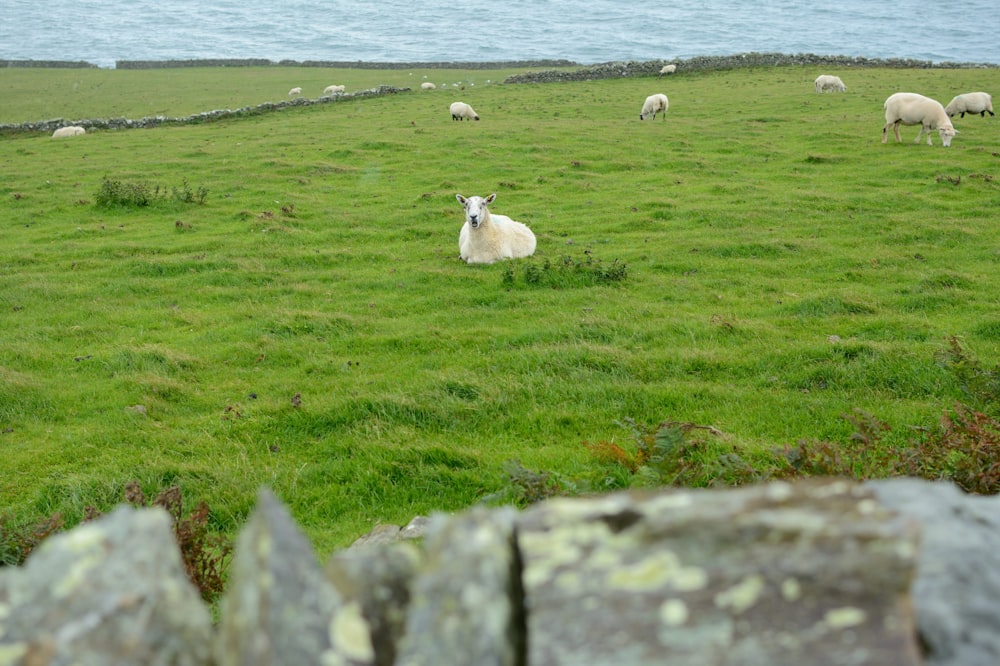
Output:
top-left (517, 480), bottom-right (921, 666)
top-left (214, 489), bottom-right (373, 666)
top-left (0, 505), bottom-right (212, 666)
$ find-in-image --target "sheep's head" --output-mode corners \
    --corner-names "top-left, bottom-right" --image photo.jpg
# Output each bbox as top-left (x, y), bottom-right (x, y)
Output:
top-left (939, 126), bottom-right (958, 147)
top-left (456, 193), bottom-right (496, 229)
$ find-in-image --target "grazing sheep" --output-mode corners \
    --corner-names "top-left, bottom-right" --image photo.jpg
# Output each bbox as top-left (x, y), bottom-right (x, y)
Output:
top-left (323, 84), bottom-right (346, 95)
top-left (814, 74), bottom-right (846, 93)
top-left (640, 93), bottom-right (669, 120)
top-left (421, 82), bottom-right (437, 90)
top-left (51, 126), bottom-right (85, 138)
top-left (658, 64), bottom-right (677, 77)
top-left (882, 92), bottom-right (957, 147)
top-left (288, 87), bottom-right (302, 96)
top-left (945, 92), bottom-right (994, 118)
top-left (455, 193), bottom-right (536, 264)
top-left (450, 101), bottom-right (479, 121)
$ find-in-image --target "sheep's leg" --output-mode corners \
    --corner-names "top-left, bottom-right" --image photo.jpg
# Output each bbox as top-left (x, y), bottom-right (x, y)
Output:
top-left (914, 124), bottom-right (925, 144)
top-left (893, 121), bottom-right (902, 143)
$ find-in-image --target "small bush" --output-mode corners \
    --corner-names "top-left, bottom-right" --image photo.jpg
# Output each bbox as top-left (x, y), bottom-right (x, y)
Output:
top-left (120, 480), bottom-right (231, 601)
top-left (503, 253), bottom-right (627, 288)
top-left (95, 176), bottom-right (208, 208)
top-left (94, 176), bottom-right (156, 207)
top-left (0, 513), bottom-right (64, 567)
top-left (171, 178), bottom-right (209, 205)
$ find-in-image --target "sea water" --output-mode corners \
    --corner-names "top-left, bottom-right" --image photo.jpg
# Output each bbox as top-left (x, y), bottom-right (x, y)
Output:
top-left (2, 0), bottom-right (997, 68)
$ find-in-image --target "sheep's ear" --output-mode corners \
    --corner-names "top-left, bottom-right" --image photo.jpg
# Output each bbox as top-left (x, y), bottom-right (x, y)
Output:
top-left (485, 193), bottom-right (497, 204)
top-left (456, 194), bottom-right (467, 204)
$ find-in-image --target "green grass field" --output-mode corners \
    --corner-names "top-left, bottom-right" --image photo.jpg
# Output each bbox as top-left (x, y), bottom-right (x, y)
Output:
top-left (2, 63), bottom-right (999, 558)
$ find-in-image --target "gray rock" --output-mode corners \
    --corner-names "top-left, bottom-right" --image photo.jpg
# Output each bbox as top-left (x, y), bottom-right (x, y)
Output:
top-left (868, 478), bottom-right (1000, 666)
top-left (395, 506), bottom-right (522, 666)
top-left (327, 542), bottom-right (423, 666)
top-left (0, 505), bottom-right (213, 666)
top-left (214, 488), bottom-right (373, 666)
top-left (517, 480), bottom-right (921, 666)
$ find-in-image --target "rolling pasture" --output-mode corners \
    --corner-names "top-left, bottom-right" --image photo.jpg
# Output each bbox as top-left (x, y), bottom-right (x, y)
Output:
top-left (1, 64), bottom-right (999, 556)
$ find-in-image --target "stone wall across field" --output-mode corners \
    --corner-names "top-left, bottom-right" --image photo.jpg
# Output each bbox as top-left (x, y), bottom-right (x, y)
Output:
top-left (0, 85), bottom-right (409, 136)
top-left (503, 52), bottom-right (999, 84)
top-left (2, 60), bottom-right (99, 69)
top-left (114, 58), bottom-right (579, 70)
top-left (2, 478), bottom-right (1000, 665)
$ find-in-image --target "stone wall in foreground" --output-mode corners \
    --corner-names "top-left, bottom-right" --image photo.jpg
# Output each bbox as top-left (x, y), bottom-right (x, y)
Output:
top-left (2, 477), bottom-right (999, 665)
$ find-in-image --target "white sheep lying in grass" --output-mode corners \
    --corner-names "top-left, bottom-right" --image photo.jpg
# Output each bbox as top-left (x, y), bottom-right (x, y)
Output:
top-left (883, 92), bottom-right (957, 147)
top-left (421, 82), bottom-right (436, 90)
top-left (945, 91), bottom-right (994, 118)
top-left (288, 87), bottom-right (302, 96)
top-left (814, 74), bottom-right (846, 93)
top-left (640, 93), bottom-right (669, 120)
top-left (450, 101), bottom-right (479, 121)
top-left (52, 126), bottom-right (85, 138)
top-left (455, 193), bottom-right (536, 264)
top-left (323, 84), bottom-right (346, 95)
top-left (658, 64), bottom-right (676, 77)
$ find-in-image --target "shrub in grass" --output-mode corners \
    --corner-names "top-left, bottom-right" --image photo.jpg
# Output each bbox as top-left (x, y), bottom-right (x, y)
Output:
top-left (94, 176), bottom-right (156, 207)
top-left (502, 253), bottom-right (627, 288)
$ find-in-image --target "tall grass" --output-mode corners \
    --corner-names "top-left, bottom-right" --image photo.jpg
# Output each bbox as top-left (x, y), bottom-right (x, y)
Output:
top-left (1, 64), bottom-right (999, 556)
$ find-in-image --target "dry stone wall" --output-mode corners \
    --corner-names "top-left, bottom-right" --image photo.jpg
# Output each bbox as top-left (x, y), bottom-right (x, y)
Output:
top-left (2, 478), bottom-right (999, 665)
top-left (0, 85), bottom-right (409, 137)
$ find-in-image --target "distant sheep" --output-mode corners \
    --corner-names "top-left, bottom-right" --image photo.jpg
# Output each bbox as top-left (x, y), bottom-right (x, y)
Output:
top-left (455, 193), bottom-right (536, 264)
top-left (288, 87), bottom-right (302, 97)
top-left (450, 101), bottom-right (479, 121)
top-left (814, 75), bottom-right (846, 93)
top-left (658, 64), bottom-right (677, 77)
top-left (421, 82), bottom-right (437, 90)
top-left (945, 92), bottom-right (994, 118)
top-left (52, 126), bottom-right (86, 138)
top-left (323, 84), bottom-right (346, 95)
top-left (640, 93), bottom-right (669, 120)
top-left (883, 92), bottom-right (957, 147)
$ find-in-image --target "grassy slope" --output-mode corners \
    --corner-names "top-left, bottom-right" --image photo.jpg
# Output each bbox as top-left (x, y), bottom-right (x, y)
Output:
top-left (1, 64), bottom-right (999, 555)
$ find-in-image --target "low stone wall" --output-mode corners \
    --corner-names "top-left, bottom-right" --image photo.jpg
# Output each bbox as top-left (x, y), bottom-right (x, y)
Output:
top-left (2, 60), bottom-right (98, 69)
top-left (503, 53), bottom-right (998, 84)
top-left (2, 478), bottom-right (999, 665)
top-left (114, 58), bottom-right (579, 70)
top-left (0, 85), bottom-right (409, 137)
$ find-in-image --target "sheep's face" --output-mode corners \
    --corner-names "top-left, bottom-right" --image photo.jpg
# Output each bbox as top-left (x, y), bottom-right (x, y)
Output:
top-left (456, 193), bottom-right (496, 229)
top-left (939, 126), bottom-right (957, 147)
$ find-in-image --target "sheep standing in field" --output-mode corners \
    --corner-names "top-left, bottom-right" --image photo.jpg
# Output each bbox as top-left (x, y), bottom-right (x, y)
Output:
top-left (640, 93), bottom-right (669, 120)
top-left (323, 84), bottom-right (346, 95)
top-left (814, 74), bottom-right (846, 93)
top-left (52, 126), bottom-right (85, 138)
top-left (450, 101), bottom-right (479, 121)
top-left (883, 92), bottom-right (957, 147)
top-left (421, 82), bottom-right (437, 90)
top-left (288, 87), bottom-right (302, 97)
top-left (658, 64), bottom-right (677, 77)
top-left (455, 193), bottom-right (536, 264)
top-left (945, 92), bottom-right (994, 118)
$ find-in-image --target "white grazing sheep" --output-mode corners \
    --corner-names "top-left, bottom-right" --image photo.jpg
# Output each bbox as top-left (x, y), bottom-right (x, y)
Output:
top-left (421, 82), bottom-right (437, 90)
top-left (450, 101), bottom-right (479, 121)
top-left (323, 84), bottom-right (346, 95)
top-left (658, 64), bottom-right (677, 77)
top-left (814, 74), bottom-right (846, 93)
top-left (455, 193), bottom-right (536, 264)
top-left (883, 92), bottom-right (957, 147)
top-left (288, 87), bottom-right (302, 96)
top-left (640, 93), bottom-right (669, 120)
top-left (945, 92), bottom-right (994, 118)
top-left (52, 126), bottom-right (85, 138)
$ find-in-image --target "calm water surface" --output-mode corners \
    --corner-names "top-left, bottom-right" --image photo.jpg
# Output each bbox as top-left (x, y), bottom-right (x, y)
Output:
top-left (2, 0), bottom-right (997, 68)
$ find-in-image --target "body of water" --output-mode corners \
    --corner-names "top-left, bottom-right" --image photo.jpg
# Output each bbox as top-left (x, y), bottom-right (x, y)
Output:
top-left (2, 0), bottom-right (997, 68)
